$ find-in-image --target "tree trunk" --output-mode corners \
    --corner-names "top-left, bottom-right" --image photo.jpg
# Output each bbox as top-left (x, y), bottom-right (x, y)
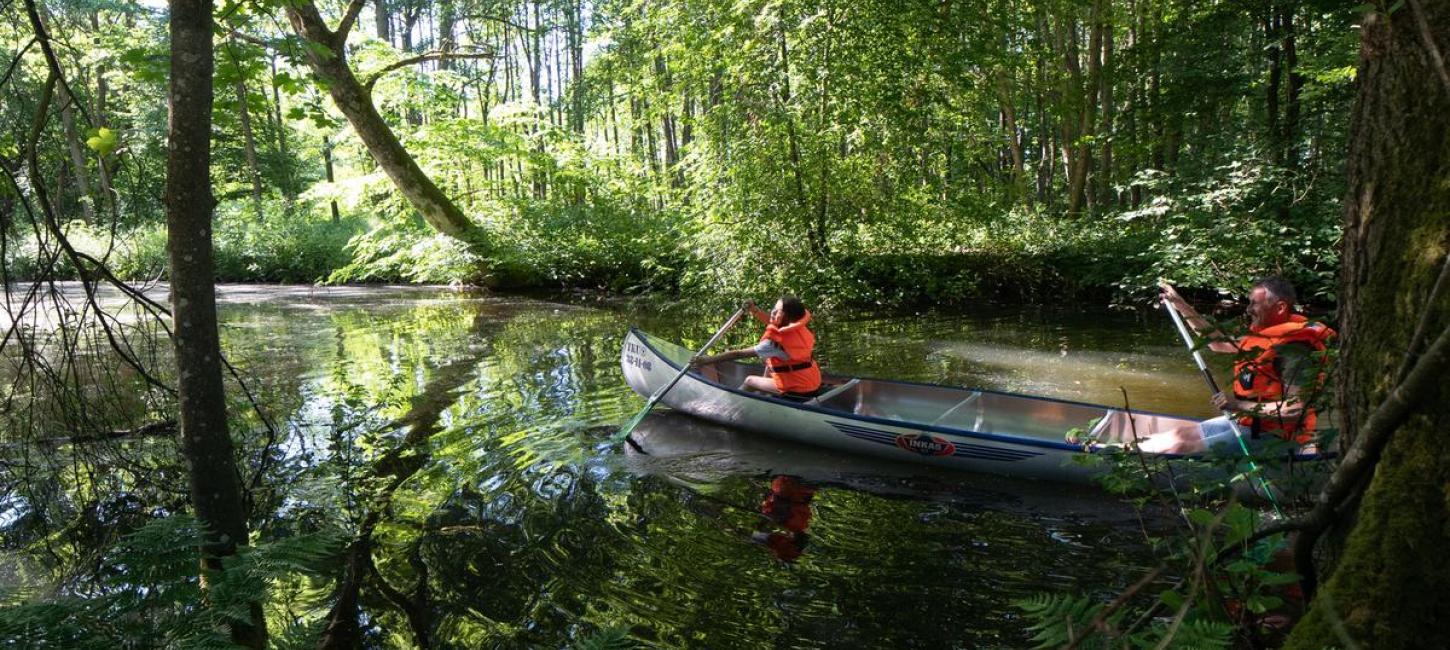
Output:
top-left (58, 95), bottom-right (97, 223)
top-left (568, 0), bottom-right (584, 134)
top-left (234, 76), bottom-right (265, 220)
top-left (323, 135), bottom-right (342, 223)
top-left (90, 11), bottom-right (119, 221)
top-left (285, 0), bottom-right (491, 260)
top-left (998, 73), bottom-right (1026, 199)
top-left (1282, 3), bottom-right (1304, 164)
top-left (655, 55), bottom-right (681, 187)
top-left (268, 53), bottom-right (293, 200)
top-left (1098, 9), bottom-right (1114, 208)
top-left (1284, 2), bottom-right (1450, 646)
top-left (777, 7), bottom-right (810, 249)
top-left (1266, 11), bottom-right (1282, 162)
top-left (165, 0), bottom-right (264, 645)
top-left (374, 0), bottom-right (390, 44)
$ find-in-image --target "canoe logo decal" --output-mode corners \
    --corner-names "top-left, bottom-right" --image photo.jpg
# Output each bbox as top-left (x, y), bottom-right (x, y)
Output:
top-left (894, 433), bottom-right (956, 456)
top-left (828, 421), bottom-right (1044, 462)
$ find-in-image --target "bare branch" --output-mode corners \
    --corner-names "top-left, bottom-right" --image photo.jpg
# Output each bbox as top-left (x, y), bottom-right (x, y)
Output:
top-left (1, 36), bottom-right (35, 91)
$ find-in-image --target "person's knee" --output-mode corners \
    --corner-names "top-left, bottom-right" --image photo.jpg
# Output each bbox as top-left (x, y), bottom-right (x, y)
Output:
top-left (741, 376), bottom-right (779, 394)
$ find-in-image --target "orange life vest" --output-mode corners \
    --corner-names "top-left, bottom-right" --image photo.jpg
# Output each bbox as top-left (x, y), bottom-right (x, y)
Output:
top-left (760, 311), bottom-right (822, 395)
top-left (1232, 315), bottom-right (1335, 444)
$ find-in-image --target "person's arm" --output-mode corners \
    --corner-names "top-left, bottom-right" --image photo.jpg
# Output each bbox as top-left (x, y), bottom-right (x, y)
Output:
top-left (1211, 390), bottom-right (1307, 421)
top-left (692, 346), bottom-right (759, 367)
top-left (745, 300), bottom-right (770, 325)
top-left (1159, 282), bottom-right (1237, 353)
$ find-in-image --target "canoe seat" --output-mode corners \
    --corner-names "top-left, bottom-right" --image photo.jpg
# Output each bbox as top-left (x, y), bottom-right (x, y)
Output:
top-left (804, 378), bottom-right (861, 406)
top-left (929, 391), bottom-right (983, 427)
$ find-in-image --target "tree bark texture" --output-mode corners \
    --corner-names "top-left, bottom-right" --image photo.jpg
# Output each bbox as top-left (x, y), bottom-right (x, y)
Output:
top-left (1284, 2), bottom-right (1450, 646)
top-left (285, 0), bottom-right (491, 260)
top-left (165, 0), bottom-right (264, 645)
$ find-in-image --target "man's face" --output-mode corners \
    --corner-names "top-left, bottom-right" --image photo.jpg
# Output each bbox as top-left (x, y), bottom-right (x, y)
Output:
top-left (1247, 287), bottom-right (1288, 329)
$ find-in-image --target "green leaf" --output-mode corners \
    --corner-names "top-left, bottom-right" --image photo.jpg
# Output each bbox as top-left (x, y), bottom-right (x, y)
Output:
top-left (85, 127), bottom-right (119, 157)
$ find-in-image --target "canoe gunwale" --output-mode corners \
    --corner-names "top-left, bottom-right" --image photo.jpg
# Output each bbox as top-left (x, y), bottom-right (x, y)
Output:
top-left (627, 327), bottom-right (1192, 454)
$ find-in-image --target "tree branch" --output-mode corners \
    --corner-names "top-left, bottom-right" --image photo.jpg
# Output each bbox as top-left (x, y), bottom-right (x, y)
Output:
top-left (335, 0), bottom-right (368, 44)
top-left (362, 49), bottom-right (496, 90)
top-left (459, 13), bottom-right (535, 32)
top-left (1407, 0), bottom-right (1450, 96)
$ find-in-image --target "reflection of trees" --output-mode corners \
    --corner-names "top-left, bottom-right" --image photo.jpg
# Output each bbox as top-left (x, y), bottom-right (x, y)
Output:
top-left (315, 310), bottom-right (500, 648)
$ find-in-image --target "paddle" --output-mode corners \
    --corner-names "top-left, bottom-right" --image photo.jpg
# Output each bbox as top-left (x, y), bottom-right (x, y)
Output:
top-left (1159, 286), bottom-right (1284, 515)
top-left (612, 306), bottom-right (749, 443)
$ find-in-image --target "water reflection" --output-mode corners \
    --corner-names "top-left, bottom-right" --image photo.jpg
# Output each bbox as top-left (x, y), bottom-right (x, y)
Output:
top-left (1, 285), bottom-right (1197, 647)
top-left (753, 476), bottom-right (815, 563)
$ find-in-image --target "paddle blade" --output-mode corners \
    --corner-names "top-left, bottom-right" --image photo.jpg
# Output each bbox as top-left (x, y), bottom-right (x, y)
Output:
top-left (611, 396), bottom-right (659, 442)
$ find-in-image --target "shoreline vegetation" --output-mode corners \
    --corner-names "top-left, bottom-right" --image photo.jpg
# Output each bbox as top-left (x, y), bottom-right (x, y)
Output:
top-left (4, 203), bottom-right (1339, 310)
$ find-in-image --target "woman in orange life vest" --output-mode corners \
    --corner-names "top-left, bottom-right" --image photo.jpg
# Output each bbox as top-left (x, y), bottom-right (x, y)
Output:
top-left (1153, 277), bottom-right (1335, 454)
top-left (689, 295), bottom-right (824, 398)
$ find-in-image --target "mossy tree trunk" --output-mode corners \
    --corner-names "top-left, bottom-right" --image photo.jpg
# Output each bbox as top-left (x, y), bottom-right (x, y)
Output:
top-left (1284, 2), bottom-right (1450, 647)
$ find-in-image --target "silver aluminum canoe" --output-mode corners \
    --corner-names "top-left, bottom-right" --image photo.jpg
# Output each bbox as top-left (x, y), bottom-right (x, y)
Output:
top-left (621, 328), bottom-right (1224, 484)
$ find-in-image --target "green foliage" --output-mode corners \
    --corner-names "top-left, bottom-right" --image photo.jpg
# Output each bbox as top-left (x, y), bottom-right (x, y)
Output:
top-left (84, 127), bottom-right (119, 157)
top-left (574, 626), bottom-right (639, 650)
top-left (0, 515), bottom-right (341, 649)
top-left (1114, 162), bottom-right (1343, 302)
top-left (3, 205), bottom-right (365, 284)
top-left (1015, 592), bottom-right (1125, 649)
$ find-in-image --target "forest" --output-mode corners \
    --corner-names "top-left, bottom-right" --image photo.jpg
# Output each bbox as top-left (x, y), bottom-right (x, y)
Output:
top-left (1, 0), bottom-right (1447, 647)
top-left (3, 0), bottom-right (1359, 304)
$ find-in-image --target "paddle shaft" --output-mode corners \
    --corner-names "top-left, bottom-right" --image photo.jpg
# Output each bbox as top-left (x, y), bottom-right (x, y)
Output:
top-left (1162, 297), bottom-right (1283, 515)
top-left (614, 307), bottom-right (749, 442)
top-left (1164, 300), bottom-right (1225, 395)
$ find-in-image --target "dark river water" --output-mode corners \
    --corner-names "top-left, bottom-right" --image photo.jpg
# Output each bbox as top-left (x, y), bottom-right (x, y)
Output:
top-left (2, 284), bottom-right (1224, 647)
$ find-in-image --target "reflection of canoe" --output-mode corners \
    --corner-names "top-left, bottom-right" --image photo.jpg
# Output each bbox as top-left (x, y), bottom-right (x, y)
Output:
top-left (621, 328), bottom-right (1325, 485)
top-left (622, 412), bottom-right (1161, 521)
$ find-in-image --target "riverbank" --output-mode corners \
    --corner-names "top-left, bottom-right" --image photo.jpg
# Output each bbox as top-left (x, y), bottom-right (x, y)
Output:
top-left (3, 203), bottom-right (1339, 310)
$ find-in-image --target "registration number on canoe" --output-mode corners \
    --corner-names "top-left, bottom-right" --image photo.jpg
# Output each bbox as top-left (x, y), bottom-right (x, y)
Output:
top-left (624, 342), bottom-right (654, 371)
top-left (895, 433), bottom-right (956, 457)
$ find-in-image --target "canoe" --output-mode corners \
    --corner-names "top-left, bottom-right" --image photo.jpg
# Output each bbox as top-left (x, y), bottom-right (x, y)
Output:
top-left (620, 328), bottom-right (1327, 486)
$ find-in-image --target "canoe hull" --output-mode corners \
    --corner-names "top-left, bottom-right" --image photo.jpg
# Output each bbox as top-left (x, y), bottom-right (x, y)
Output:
top-left (622, 329), bottom-right (1141, 484)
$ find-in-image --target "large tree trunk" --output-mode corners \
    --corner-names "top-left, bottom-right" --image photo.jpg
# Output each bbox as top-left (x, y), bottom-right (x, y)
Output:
top-left (285, 0), bottom-right (491, 260)
top-left (1284, 2), bottom-right (1450, 646)
top-left (165, 0), bottom-right (264, 646)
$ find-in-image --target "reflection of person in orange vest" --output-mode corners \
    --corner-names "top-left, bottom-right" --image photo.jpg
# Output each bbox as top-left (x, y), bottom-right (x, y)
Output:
top-left (691, 295), bottom-right (824, 399)
top-left (751, 475), bottom-right (816, 562)
top-left (1153, 277), bottom-right (1336, 454)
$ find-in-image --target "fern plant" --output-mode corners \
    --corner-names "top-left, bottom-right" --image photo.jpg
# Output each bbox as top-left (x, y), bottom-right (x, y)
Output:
top-left (0, 515), bottom-right (342, 649)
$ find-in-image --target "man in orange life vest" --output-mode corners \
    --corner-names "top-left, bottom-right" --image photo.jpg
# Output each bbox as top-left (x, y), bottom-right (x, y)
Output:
top-left (1153, 277), bottom-right (1335, 454)
top-left (690, 295), bottom-right (823, 398)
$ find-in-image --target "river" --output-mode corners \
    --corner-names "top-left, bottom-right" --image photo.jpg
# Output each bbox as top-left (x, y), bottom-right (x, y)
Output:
top-left (1, 284), bottom-right (1225, 647)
